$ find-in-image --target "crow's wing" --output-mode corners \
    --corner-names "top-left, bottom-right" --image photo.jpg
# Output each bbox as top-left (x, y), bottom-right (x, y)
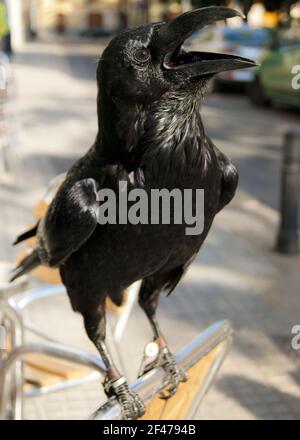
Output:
top-left (206, 135), bottom-right (239, 211)
top-left (11, 160), bottom-right (137, 281)
top-left (36, 177), bottom-right (101, 267)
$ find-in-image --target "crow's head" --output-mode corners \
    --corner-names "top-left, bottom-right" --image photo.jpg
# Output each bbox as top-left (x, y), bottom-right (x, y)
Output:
top-left (98, 6), bottom-right (256, 106)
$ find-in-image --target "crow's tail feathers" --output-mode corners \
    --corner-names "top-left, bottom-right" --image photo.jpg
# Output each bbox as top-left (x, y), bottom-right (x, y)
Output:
top-left (13, 223), bottom-right (39, 245)
top-left (10, 249), bottom-right (40, 282)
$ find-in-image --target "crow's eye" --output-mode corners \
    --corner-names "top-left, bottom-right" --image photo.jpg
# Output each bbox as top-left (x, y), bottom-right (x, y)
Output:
top-left (133, 48), bottom-right (151, 64)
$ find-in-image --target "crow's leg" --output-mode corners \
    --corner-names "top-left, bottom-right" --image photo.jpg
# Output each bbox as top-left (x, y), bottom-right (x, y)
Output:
top-left (138, 279), bottom-right (188, 399)
top-left (83, 304), bottom-right (145, 419)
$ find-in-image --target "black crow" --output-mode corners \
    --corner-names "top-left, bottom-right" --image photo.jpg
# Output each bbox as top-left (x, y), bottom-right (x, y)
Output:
top-left (12, 7), bottom-right (256, 419)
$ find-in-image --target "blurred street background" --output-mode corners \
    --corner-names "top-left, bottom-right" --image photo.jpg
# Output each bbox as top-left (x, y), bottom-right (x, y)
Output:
top-left (0, 0), bottom-right (300, 420)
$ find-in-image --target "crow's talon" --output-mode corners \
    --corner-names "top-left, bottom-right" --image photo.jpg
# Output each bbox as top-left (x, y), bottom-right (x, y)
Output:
top-left (117, 383), bottom-right (145, 419)
top-left (104, 376), bottom-right (145, 420)
top-left (159, 348), bottom-right (188, 400)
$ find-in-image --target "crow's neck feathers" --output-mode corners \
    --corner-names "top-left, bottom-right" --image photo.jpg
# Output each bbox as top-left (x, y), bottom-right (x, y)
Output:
top-left (138, 88), bottom-right (210, 180)
top-left (96, 84), bottom-right (209, 175)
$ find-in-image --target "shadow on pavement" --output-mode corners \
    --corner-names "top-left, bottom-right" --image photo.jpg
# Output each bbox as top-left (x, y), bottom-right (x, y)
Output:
top-left (217, 374), bottom-right (300, 420)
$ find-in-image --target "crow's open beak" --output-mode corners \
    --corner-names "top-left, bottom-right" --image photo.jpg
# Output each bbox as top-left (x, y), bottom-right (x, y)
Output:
top-left (153, 6), bottom-right (257, 78)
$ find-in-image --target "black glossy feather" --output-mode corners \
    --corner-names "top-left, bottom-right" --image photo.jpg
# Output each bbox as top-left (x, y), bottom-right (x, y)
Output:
top-left (10, 249), bottom-right (40, 282)
top-left (13, 223), bottom-right (39, 245)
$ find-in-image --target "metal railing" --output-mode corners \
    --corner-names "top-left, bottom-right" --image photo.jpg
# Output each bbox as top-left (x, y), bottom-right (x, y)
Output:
top-left (0, 283), bottom-right (118, 419)
top-left (0, 279), bottom-right (232, 420)
top-left (91, 320), bottom-right (232, 420)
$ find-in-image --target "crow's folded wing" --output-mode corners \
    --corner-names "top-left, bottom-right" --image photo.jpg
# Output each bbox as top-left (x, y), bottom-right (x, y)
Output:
top-left (36, 177), bottom-right (102, 267)
top-left (206, 135), bottom-right (239, 211)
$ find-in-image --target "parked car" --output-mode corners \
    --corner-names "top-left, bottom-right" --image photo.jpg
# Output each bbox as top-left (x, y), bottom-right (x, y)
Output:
top-left (248, 27), bottom-right (300, 109)
top-left (188, 24), bottom-right (275, 90)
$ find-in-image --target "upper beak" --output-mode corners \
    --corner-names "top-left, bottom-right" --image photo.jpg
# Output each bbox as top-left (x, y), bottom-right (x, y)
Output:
top-left (152, 6), bottom-right (258, 77)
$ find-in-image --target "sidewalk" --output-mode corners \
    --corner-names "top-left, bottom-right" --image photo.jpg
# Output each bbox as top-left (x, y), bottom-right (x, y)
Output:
top-left (1, 39), bottom-right (300, 420)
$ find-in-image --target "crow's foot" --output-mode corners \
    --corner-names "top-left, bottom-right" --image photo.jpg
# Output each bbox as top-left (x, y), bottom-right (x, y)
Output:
top-left (104, 376), bottom-right (145, 420)
top-left (159, 347), bottom-right (188, 400)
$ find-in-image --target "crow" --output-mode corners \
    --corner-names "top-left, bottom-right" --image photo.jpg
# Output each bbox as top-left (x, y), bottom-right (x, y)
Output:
top-left (11, 7), bottom-right (256, 419)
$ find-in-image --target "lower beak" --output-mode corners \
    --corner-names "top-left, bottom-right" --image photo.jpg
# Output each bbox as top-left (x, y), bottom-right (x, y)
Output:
top-left (152, 6), bottom-right (257, 77)
top-left (163, 51), bottom-right (257, 77)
